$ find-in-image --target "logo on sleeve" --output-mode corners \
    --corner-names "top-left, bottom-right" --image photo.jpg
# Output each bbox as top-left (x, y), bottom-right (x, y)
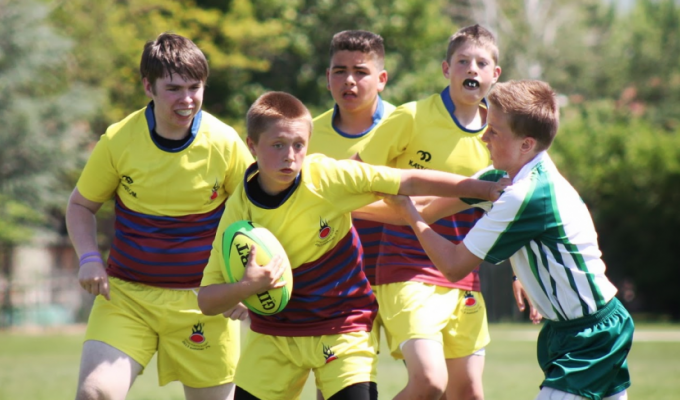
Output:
top-left (182, 321), bottom-right (211, 350)
top-left (121, 175), bottom-right (137, 198)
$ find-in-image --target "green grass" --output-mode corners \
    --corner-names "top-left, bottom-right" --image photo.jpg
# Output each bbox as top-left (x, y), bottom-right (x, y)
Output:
top-left (0, 324), bottom-right (678, 399)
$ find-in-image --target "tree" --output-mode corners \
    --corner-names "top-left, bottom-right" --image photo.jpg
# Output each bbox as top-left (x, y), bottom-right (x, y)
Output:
top-left (0, 0), bottom-right (101, 326)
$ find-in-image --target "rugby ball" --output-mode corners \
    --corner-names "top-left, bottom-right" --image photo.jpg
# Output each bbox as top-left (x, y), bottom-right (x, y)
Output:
top-left (222, 220), bottom-right (293, 315)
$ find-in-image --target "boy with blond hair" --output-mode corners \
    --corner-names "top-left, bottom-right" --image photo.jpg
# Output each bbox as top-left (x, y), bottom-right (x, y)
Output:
top-left (382, 80), bottom-right (634, 400)
top-left (198, 91), bottom-right (506, 400)
top-left (353, 24), bottom-right (501, 400)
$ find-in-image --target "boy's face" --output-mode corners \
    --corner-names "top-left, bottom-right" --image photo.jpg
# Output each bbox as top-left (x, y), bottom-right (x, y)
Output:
top-left (442, 43), bottom-right (501, 107)
top-left (326, 50), bottom-right (387, 115)
top-left (482, 109), bottom-right (531, 178)
top-left (246, 119), bottom-right (310, 195)
top-left (144, 74), bottom-right (204, 139)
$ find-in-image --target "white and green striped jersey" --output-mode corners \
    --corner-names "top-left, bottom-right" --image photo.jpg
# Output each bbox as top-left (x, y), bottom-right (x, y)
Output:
top-left (463, 152), bottom-right (618, 321)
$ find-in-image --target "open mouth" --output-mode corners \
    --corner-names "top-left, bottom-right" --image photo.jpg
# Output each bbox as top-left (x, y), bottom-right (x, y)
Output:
top-left (463, 79), bottom-right (480, 89)
top-left (176, 109), bottom-right (192, 117)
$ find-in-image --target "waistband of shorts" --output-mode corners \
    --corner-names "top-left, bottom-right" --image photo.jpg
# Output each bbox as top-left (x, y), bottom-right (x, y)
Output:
top-left (547, 297), bottom-right (621, 331)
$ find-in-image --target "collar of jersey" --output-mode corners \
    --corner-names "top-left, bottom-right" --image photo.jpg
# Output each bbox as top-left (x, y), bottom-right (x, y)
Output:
top-left (144, 101), bottom-right (202, 153)
top-left (243, 162), bottom-right (301, 209)
top-left (439, 87), bottom-right (488, 134)
top-left (331, 95), bottom-right (385, 139)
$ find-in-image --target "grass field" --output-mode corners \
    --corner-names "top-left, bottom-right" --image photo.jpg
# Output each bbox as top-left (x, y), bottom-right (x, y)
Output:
top-left (0, 323), bottom-right (678, 399)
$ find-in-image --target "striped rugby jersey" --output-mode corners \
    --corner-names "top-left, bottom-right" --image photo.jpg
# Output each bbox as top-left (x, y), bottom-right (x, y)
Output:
top-left (359, 88), bottom-right (491, 290)
top-left (201, 154), bottom-right (401, 336)
top-left (464, 152), bottom-right (618, 321)
top-left (77, 103), bottom-right (253, 288)
top-left (308, 96), bottom-right (396, 286)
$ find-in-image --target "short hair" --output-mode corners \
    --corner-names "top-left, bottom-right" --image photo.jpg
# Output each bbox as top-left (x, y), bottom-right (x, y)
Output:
top-left (446, 24), bottom-right (499, 65)
top-left (329, 30), bottom-right (386, 70)
top-left (488, 80), bottom-right (559, 151)
top-left (246, 92), bottom-right (313, 143)
top-left (140, 32), bottom-right (209, 87)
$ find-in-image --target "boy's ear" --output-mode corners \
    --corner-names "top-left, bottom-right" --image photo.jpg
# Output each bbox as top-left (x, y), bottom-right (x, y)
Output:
top-left (441, 60), bottom-right (451, 79)
top-left (245, 137), bottom-right (258, 158)
top-left (325, 68), bottom-right (331, 90)
top-left (142, 77), bottom-right (154, 98)
top-left (377, 70), bottom-right (388, 92)
top-left (521, 136), bottom-right (537, 154)
top-left (492, 65), bottom-right (502, 84)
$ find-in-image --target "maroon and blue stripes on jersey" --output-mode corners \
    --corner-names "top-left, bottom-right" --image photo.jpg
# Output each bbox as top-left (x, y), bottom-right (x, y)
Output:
top-left (376, 208), bottom-right (485, 290)
top-left (353, 218), bottom-right (384, 286)
top-left (249, 228), bottom-right (377, 336)
top-left (107, 196), bottom-right (225, 288)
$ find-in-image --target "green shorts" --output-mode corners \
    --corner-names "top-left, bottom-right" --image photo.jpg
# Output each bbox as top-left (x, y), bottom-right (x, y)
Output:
top-left (537, 297), bottom-right (633, 400)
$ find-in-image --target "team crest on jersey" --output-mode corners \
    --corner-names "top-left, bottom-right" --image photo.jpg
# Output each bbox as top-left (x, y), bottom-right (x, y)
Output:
top-left (120, 175), bottom-right (137, 198)
top-left (316, 218), bottom-right (336, 245)
top-left (204, 179), bottom-right (220, 205)
top-left (182, 322), bottom-right (211, 350)
top-left (462, 291), bottom-right (481, 315)
top-left (322, 343), bottom-right (338, 364)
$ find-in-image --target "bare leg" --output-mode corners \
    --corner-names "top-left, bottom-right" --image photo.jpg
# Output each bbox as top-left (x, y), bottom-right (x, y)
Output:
top-left (75, 340), bottom-right (143, 400)
top-left (444, 354), bottom-right (484, 400)
top-left (184, 382), bottom-right (236, 400)
top-left (392, 339), bottom-right (447, 400)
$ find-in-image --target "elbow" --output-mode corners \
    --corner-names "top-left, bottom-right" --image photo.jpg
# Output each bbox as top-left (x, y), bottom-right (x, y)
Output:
top-left (442, 267), bottom-right (466, 284)
top-left (197, 291), bottom-right (219, 316)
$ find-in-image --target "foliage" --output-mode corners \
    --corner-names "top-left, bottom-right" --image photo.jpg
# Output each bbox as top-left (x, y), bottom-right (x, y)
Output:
top-left (0, 0), bottom-right (100, 244)
top-left (247, 0), bottom-right (459, 116)
top-left (49, 0), bottom-right (291, 132)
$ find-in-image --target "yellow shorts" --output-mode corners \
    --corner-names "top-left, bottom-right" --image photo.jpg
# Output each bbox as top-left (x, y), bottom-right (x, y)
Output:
top-left (85, 277), bottom-right (240, 388)
top-left (235, 330), bottom-right (377, 400)
top-left (369, 286), bottom-right (393, 354)
top-left (376, 281), bottom-right (489, 359)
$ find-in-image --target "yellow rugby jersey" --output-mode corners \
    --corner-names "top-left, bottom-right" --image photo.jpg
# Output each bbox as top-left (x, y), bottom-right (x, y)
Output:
top-left (76, 104), bottom-right (253, 288)
top-left (359, 88), bottom-right (491, 290)
top-left (309, 96), bottom-right (396, 286)
top-left (308, 96), bottom-right (396, 160)
top-left (78, 106), bottom-right (252, 216)
top-left (202, 154), bottom-right (401, 336)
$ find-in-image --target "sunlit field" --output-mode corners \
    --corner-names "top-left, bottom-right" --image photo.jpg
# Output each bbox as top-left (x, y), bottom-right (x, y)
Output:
top-left (0, 323), bottom-right (678, 399)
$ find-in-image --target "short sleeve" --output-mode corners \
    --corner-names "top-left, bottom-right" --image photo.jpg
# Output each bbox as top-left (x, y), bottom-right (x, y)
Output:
top-left (76, 134), bottom-right (121, 203)
top-left (358, 103), bottom-right (417, 167)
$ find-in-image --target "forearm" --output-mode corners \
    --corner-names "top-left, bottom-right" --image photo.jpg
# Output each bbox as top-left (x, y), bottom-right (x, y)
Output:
top-left (399, 170), bottom-right (494, 201)
top-left (198, 281), bottom-right (260, 316)
top-left (65, 202), bottom-right (100, 256)
top-left (404, 212), bottom-right (475, 283)
top-left (353, 200), bottom-right (409, 225)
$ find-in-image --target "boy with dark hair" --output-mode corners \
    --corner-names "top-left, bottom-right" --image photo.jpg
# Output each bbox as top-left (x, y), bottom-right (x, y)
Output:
top-left (353, 24), bottom-right (501, 400)
top-left (198, 91), bottom-right (506, 400)
top-left (66, 32), bottom-right (252, 400)
top-left (383, 80), bottom-right (634, 400)
top-left (308, 30), bottom-right (396, 377)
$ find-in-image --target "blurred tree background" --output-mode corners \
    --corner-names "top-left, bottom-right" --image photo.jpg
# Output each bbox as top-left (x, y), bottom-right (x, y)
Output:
top-left (1, 0), bottom-right (678, 319)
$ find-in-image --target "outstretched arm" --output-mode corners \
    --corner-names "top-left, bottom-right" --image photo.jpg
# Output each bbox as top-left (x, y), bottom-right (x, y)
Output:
top-left (353, 196), bottom-right (472, 225)
top-left (399, 169), bottom-right (506, 202)
top-left (198, 245), bottom-right (286, 315)
top-left (383, 195), bottom-right (482, 282)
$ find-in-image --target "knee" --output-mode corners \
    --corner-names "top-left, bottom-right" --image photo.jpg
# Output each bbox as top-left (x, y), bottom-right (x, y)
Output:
top-left (75, 383), bottom-right (109, 400)
top-left (408, 372), bottom-right (447, 400)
